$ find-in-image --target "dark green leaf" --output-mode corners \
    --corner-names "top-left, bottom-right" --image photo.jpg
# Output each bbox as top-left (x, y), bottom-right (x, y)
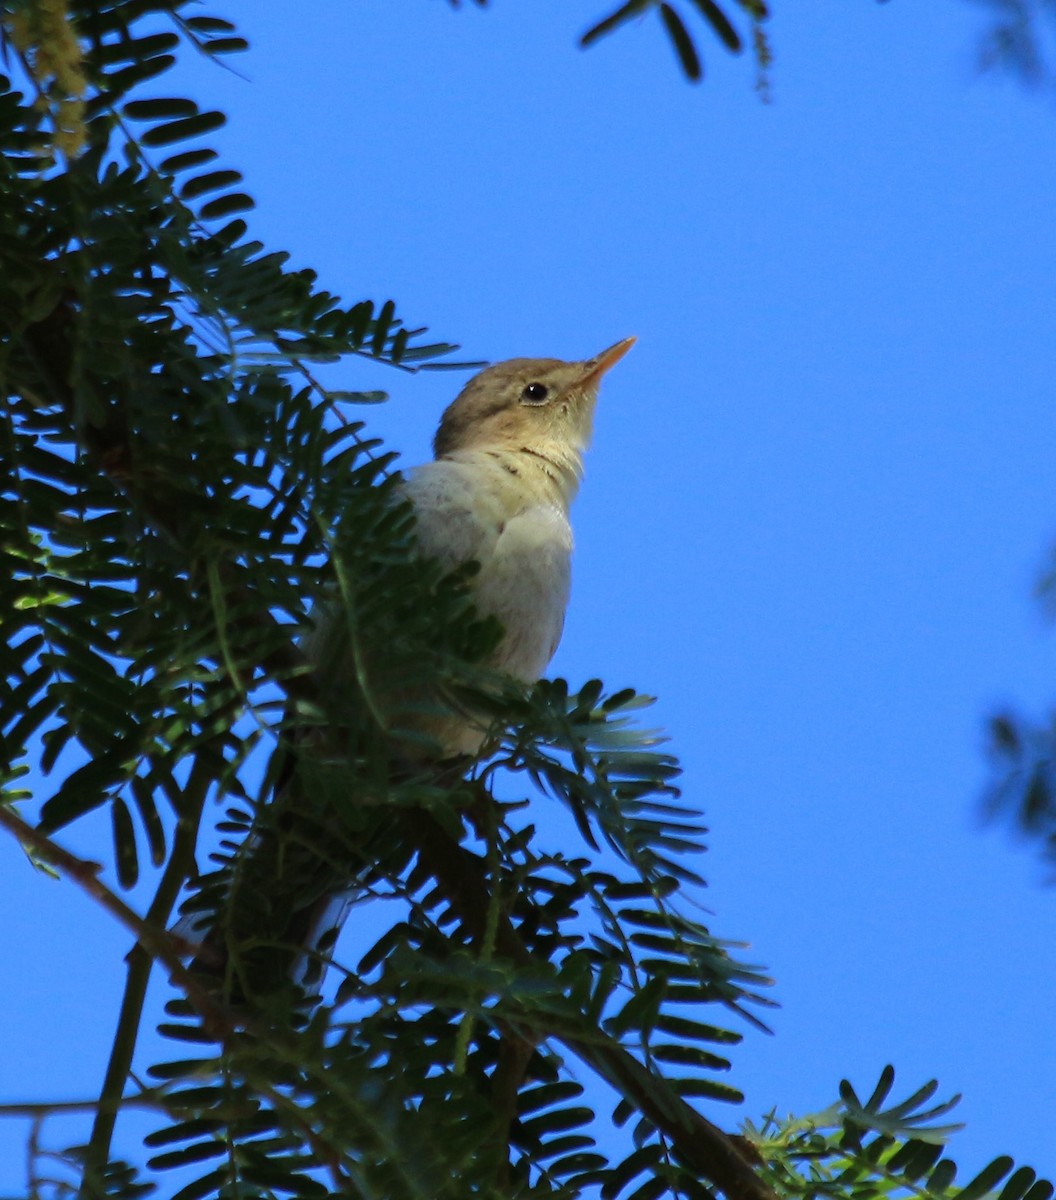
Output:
top-left (159, 147), bottom-right (219, 174)
top-left (179, 169), bottom-right (243, 200)
top-left (198, 192), bottom-right (255, 220)
top-left (183, 16), bottom-right (238, 33)
top-left (148, 1141), bottom-right (226, 1171)
top-left (170, 1167), bottom-right (228, 1200)
top-left (124, 98), bottom-right (199, 120)
top-left (659, 3), bottom-right (703, 80)
top-left (112, 797), bottom-right (139, 889)
top-left (97, 32), bottom-right (180, 65)
top-left (1000, 1168), bottom-right (1041, 1200)
top-left (140, 111), bottom-right (226, 148)
top-left (202, 37), bottom-right (250, 55)
top-left (959, 1158), bottom-right (1016, 1200)
top-left (581, 0), bottom-right (651, 48)
top-left (689, 0), bottom-right (743, 50)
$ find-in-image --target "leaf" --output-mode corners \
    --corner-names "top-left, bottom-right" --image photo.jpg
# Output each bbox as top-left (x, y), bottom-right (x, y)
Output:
top-left (659, 4), bottom-right (703, 80)
top-left (123, 98), bottom-right (200, 120)
top-left (581, 0), bottom-right (651, 48)
top-left (39, 752), bottom-right (129, 832)
top-left (159, 147), bottom-right (219, 174)
top-left (328, 390), bottom-right (388, 405)
top-left (688, 0), bottom-right (743, 51)
top-left (372, 299), bottom-right (397, 356)
top-left (111, 796), bottom-right (139, 889)
top-left (179, 169), bottom-right (243, 200)
top-left (103, 55), bottom-right (178, 98)
top-left (198, 192), bottom-right (255, 220)
top-left (199, 37), bottom-right (250, 56)
top-left (861, 1064), bottom-right (896, 1111)
top-left (144, 1118), bottom-right (225, 1148)
top-left (170, 1167), bottom-right (229, 1200)
top-left (958, 1158), bottom-right (1016, 1200)
top-left (97, 32), bottom-right (180, 65)
top-left (148, 1141), bottom-right (227, 1171)
top-left (140, 111), bottom-right (226, 148)
top-left (130, 774), bottom-right (166, 867)
top-left (1000, 1168), bottom-right (1041, 1200)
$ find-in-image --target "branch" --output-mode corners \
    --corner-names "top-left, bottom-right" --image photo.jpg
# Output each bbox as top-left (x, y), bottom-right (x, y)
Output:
top-left (0, 1095), bottom-right (166, 1119)
top-left (0, 805), bottom-right (383, 1197)
top-left (402, 808), bottom-right (777, 1200)
top-left (80, 750), bottom-right (214, 1197)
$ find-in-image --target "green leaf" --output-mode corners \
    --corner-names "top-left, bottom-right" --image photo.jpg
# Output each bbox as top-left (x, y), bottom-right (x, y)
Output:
top-left (97, 32), bottom-right (180, 65)
top-left (112, 797), bottom-right (139, 889)
top-left (183, 16), bottom-right (238, 33)
top-left (148, 1141), bottom-right (226, 1171)
top-left (1024, 1183), bottom-right (1056, 1200)
top-left (140, 111), bottom-right (226, 148)
top-left (130, 774), bottom-right (166, 867)
top-left (372, 299), bottom-right (397, 356)
top-left (201, 36), bottom-right (250, 55)
top-left (179, 169), bottom-right (243, 200)
top-left (659, 3), bottom-right (703, 80)
top-left (1000, 1168), bottom-right (1041, 1200)
top-left (123, 98), bottom-right (200, 120)
top-left (581, 0), bottom-right (651, 48)
top-left (198, 192), bottom-right (255, 220)
top-left (959, 1157), bottom-right (1016, 1200)
top-left (862, 1063), bottom-right (896, 1111)
top-left (688, 0), bottom-right (743, 51)
top-left (39, 753), bottom-right (128, 832)
top-left (169, 1167), bottom-right (229, 1200)
top-left (159, 147), bottom-right (219, 174)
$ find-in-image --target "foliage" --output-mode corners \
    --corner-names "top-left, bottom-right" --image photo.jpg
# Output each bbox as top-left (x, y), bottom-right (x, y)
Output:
top-left (969, 0), bottom-right (1056, 88)
top-left (981, 542), bottom-right (1056, 869)
top-left (984, 710), bottom-right (1056, 870)
top-left (0, 4), bottom-right (1050, 1200)
top-left (753, 1066), bottom-right (1054, 1200)
top-left (576, 0), bottom-right (770, 86)
top-left (447, 0), bottom-right (771, 87)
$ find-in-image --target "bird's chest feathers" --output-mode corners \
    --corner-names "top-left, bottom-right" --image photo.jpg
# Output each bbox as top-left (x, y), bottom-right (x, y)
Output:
top-left (404, 454), bottom-right (575, 679)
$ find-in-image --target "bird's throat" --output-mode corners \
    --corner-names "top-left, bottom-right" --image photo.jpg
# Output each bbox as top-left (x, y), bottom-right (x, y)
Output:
top-left (490, 443), bottom-right (584, 511)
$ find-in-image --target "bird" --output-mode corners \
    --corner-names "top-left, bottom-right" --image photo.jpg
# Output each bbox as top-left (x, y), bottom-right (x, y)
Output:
top-left (182, 337), bottom-right (636, 999)
top-left (390, 334), bottom-right (636, 753)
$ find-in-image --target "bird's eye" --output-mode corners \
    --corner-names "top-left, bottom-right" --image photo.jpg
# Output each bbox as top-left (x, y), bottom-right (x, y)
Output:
top-left (521, 382), bottom-right (549, 405)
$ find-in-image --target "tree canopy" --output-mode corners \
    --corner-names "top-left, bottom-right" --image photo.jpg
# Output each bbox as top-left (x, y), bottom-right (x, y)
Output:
top-left (0, 4), bottom-right (1052, 1200)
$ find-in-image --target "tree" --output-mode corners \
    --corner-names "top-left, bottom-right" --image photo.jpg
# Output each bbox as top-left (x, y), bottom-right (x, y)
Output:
top-left (0, 3), bottom-right (1051, 1199)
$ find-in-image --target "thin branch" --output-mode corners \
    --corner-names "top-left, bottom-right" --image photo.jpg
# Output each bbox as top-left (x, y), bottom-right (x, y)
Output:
top-left (79, 751), bottom-right (214, 1197)
top-left (0, 804), bottom-right (375, 1196)
top-left (0, 1094), bottom-right (167, 1119)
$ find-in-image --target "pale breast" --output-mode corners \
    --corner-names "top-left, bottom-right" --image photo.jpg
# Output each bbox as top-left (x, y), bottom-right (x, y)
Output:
top-left (403, 457), bottom-right (573, 682)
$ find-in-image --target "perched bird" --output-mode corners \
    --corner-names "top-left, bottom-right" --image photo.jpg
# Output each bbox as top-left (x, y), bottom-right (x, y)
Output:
top-left (185, 337), bottom-right (635, 996)
top-left (396, 335), bottom-right (636, 752)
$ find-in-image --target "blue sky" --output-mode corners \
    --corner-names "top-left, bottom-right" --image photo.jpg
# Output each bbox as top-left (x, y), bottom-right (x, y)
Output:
top-left (3, 0), bottom-right (1056, 1190)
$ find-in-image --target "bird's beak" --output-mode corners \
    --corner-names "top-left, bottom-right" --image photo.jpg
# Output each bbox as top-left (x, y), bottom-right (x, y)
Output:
top-left (579, 336), bottom-right (637, 384)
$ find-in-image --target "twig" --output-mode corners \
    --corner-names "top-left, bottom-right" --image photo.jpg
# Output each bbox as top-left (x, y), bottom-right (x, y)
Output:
top-left (79, 750), bottom-right (214, 1197)
top-left (0, 1095), bottom-right (166, 1119)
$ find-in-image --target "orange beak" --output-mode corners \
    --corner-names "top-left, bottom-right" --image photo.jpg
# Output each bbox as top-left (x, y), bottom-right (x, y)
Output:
top-left (579, 336), bottom-right (637, 384)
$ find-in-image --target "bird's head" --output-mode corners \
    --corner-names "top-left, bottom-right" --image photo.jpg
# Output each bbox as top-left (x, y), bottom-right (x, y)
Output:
top-left (433, 337), bottom-right (636, 467)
